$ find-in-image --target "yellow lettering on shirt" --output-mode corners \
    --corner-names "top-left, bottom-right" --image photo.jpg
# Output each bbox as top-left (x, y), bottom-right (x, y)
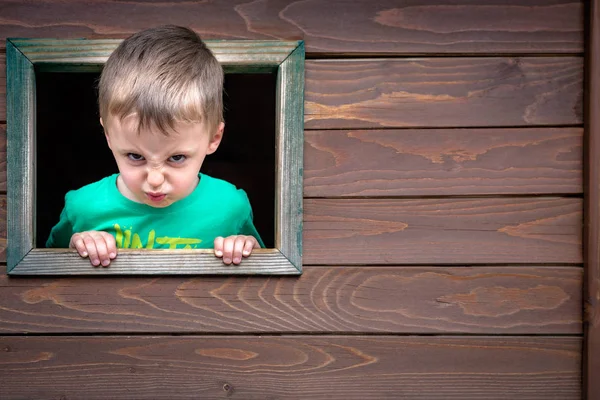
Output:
top-left (115, 224), bottom-right (123, 248)
top-left (155, 237), bottom-right (202, 249)
top-left (113, 224), bottom-right (201, 249)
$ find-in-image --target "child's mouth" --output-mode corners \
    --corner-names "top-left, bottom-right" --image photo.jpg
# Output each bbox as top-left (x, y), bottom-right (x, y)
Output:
top-left (147, 193), bottom-right (166, 202)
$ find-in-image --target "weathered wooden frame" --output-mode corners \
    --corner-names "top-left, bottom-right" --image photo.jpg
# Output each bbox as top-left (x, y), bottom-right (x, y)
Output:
top-left (585, 1), bottom-right (599, 398)
top-left (6, 38), bottom-right (304, 275)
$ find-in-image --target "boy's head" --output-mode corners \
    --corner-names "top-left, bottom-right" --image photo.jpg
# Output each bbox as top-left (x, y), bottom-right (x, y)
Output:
top-left (99, 25), bottom-right (225, 208)
top-left (99, 25), bottom-right (224, 136)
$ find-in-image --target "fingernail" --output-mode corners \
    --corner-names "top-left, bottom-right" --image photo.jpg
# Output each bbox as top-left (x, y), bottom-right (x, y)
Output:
top-left (223, 258), bottom-right (231, 264)
top-left (82, 251), bottom-right (88, 257)
top-left (243, 250), bottom-right (250, 256)
top-left (109, 252), bottom-right (116, 258)
top-left (102, 260), bottom-right (110, 266)
top-left (92, 259), bottom-right (99, 266)
top-left (233, 257), bottom-right (241, 264)
top-left (215, 250), bottom-right (223, 257)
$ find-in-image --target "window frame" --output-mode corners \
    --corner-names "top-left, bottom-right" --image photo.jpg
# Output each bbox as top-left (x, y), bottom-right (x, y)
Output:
top-left (6, 38), bottom-right (304, 275)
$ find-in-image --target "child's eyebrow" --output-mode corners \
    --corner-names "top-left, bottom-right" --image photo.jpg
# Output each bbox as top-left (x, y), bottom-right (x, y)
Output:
top-left (170, 147), bottom-right (196, 154)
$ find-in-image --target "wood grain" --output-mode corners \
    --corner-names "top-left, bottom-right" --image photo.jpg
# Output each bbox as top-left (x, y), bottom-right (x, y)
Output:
top-left (584, 1), bottom-right (600, 399)
top-left (0, 57), bottom-right (585, 125)
top-left (305, 57), bottom-right (584, 129)
top-left (0, 0), bottom-right (583, 56)
top-left (0, 124), bottom-right (5, 192)
top-left (0, 197), bottom-right (581, 265)
top-left (1, 126), bottom-right (583, 198)
top-left (5, 40), bottom-right (35, 271)
top-left (0, 336), bottom-right (581, 400)
top-left (276, 41), bottom-right (304, 269)
top-left (305, 128), bottom-right (583, 197)
top-left (11, 248), bottom-right (301, 276)
top-left (304, 198), bottom-right (582, 265)
top-left (0, 266), bottom-right (581, 334)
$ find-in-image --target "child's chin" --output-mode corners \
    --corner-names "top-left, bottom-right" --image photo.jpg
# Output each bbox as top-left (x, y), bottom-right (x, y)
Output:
top-left (144, 198), bottom-right (174, 208)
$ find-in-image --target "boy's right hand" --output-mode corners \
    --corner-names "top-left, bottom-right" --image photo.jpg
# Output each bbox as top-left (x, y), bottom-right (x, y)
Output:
top-left (69, 231), bottom-right (117, 267)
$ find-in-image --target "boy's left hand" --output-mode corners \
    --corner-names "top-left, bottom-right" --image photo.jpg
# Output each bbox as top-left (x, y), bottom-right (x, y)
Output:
top-left (214, 235), bottom-right (260, 265)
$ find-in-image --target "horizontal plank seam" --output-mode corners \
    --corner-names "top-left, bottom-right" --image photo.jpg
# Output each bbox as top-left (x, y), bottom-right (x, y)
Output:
top-left (305, 53), bottom-right (586, 59)
top-left (1, 193), bottom-right (582, 199)
top-left (303, 194), bottom-right (584, 200)
top-left (0, 122), bottom-right (586, 129)
top-left (304, 124), bottom-right (585, 131)
top-left (0, 332), bottom-right (584, 337)
top-left (0, 263), bottom-right (585, 269)
top-left (300, 264), bottom-right (584, 268)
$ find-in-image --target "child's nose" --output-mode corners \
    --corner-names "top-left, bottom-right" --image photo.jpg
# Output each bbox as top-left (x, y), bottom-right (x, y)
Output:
top-left (147, 169), bottom-right (165, 188)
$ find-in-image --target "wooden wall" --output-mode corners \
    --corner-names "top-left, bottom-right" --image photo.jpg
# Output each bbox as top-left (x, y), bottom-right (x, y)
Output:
top-left (0, 1), bottom-right (586, 399)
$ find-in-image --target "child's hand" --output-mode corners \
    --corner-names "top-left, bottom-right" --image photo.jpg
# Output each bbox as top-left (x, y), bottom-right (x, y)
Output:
top-left (69, 231), bottom-right (117, 267)
top-left (214, 235), bottom-right (260, 265)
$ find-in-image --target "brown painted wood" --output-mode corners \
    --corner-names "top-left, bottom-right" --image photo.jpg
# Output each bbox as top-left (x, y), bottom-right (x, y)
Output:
top-left (0, 0), bottom-right (583, 56)
top-left (584, 1), bottom-right (600, 399)
top-left (305, 57), bottom-right (583, 129)
top-left (305, 128), bottom-right (583, 197)
top-left (0, 336), bottom-right (581, 399)
top-left (0, 197), bottom-right (581, 265)
top-left (0, 57), bottom-right (584, 125)
top-left (304, 197), bottom-right (582, 265)
top-left (0, 126), bottom-right (583, 198)
top-left (0, 266), bottom-right (581, 334)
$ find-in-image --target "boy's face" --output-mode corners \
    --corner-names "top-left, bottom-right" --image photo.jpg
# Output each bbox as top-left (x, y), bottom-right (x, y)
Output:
top-left (102, 114), bottom-right (223, 208)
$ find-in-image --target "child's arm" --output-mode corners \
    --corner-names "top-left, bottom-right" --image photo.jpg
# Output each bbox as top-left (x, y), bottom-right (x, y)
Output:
top-left (213, 235), bottom-right (260, 265)
top-left (70, 231), bottom-right (117, 267)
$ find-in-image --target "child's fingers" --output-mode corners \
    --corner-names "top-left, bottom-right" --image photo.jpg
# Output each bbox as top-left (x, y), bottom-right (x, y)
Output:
top-left (232, 236), bottom-right (247, 264)
top-left (213, 236), bottom-right (224, 258)
top-left (70, 233), bottom-right (89, 258)
top-left (93, 233), bottom-right (113, 267)
top-left (82, 234), bottom-right (102, 267)
top-left (221, 237), bottom-right (235, 265)
top-left (101, 232), bottom-right (118, 260)
top-left (70, 231), bottom-right (115, 267)
top-left (242, 237), bottom-right (257, 257)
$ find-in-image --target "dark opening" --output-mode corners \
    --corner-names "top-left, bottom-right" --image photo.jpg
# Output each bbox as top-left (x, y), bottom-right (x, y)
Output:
top-left (35, 71), bottom-right (276, 248)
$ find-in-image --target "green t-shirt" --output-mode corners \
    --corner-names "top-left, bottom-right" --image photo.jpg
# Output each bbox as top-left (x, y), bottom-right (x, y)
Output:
top-left (46, 173), bottom-right (264, 249)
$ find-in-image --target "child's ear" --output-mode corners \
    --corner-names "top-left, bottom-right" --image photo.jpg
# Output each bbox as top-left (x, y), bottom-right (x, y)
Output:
top-left (207, 122), bottom-right (224, 155)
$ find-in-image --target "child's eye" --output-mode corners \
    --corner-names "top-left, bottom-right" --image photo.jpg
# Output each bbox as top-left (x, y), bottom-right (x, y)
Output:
top-left (169, 154), bottom-right (186, 163)
top-left (127, 153), bottom-right (144, 161)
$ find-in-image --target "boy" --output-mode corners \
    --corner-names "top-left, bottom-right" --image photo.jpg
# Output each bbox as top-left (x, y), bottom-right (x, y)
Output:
top-left (46, 25), bottom-right (264, 267)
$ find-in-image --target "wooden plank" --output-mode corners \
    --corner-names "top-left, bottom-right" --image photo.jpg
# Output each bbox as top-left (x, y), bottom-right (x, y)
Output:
top-left (0, 57), bottom-right (585, 125)
top-left (0, 336), bottom-right (581, 399)
top-left (305, 128), bottom-right (583, 197)
top-left (0, 197), bottom-right (581, 265)
top-left (0, 0), bottom-right (583, 56)
top-left (5, 40), bottom-right (35, 272)
top-left (584, 1), bottom-right (600, 399)
top-left (305, 57), bottom-right (583, 129)
top-left (304, 198), bottom-right (582, 265)
top-left (10, 38), bottom-right (299, 66)
top-left (276, 41), bottom-right (304, 269)
top-left (0, 126), bottom-right (582, 198)
top-left (0, 127), bottom-right (582, 200)
top-left (11, 248), bottom-right (300, 276)
top-left (0, 266), bottom-right (581, 334)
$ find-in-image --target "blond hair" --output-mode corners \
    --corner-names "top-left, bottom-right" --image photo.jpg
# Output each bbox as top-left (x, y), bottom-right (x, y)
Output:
top-left (99, 25), bottom-right (223, 136)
